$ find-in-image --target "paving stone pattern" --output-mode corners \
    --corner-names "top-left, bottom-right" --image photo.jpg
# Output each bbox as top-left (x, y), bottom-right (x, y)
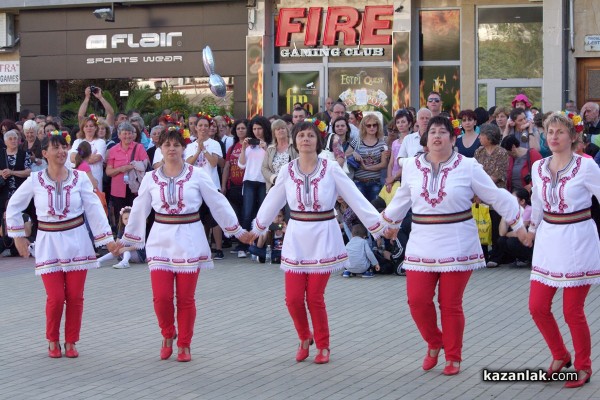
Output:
top-left (1, 254), bottom-right (599, 400)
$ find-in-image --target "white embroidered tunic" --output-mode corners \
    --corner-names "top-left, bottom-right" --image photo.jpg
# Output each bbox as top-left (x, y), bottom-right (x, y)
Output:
top-left (252, 159), bottom-right (384, 274)
top-left (120, 164), bottom-right (243, 273)
top-left (382, 152), bottom-right (523, 272)
top-left (6, 170), bottom-right (113, 275)
top-left (530, 155), bottom-right (600, 287)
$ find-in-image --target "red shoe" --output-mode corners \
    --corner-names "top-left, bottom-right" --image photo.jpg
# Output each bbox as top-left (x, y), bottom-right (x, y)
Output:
top-left (295, 335), bottom-right (314, 362)
top-left (422, 348), bottom-right (440, 371)
top-left (64, 342), bottom-right (79, 358)
top-left (48, 342), bottom-right (61, 358)
top-left (160, 333), bottom-right (177, 360)
top-left (547, 352), bottom-right (572, 377)
top-left (177, 347), bottom-right (192, 362)
top-left (314, 348), bottom-right (330, 364)
top-left (564, 370), bottom-right (591, 388)
top-left (442, 361), bottom-right (461, 376)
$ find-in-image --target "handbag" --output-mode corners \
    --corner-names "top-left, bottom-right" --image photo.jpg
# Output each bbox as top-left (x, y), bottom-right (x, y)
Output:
top-left (346, 139), bottom-right (361, 169)
top-left (318, 134), bottom-right (337, 162)
top-left (472, 203), bottom-right (492, 246)
top-left (320, 134), bottom-right (350, 174)
top-left (94, 189), bottom-right (108, 216)
top-left (126, 144), bottom-right (147, 194)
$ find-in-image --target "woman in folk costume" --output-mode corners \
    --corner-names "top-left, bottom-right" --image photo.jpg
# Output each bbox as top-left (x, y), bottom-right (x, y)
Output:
top-left (6, 132), bottom-right (118, 358)
top-left (527, 112), bottom-right (600, 388)
top-left (118, 129), bottom-right (249, 362)
top-left (244, 121), bottom-right (384, 364)
top-left (381, 116), bottom-right (528, 375)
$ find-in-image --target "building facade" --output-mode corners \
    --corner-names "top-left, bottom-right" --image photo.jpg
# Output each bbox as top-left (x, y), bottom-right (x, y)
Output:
top-left (0, 0), bottom-right (598, 120)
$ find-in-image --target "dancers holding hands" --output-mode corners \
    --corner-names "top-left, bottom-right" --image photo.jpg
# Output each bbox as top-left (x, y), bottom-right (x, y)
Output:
top-left (527, 112), bottom-right (600, 388)
top-left (380, 116), bottom-right (528, 375)
top-left (116, 127), bottom-right (251, 362)
top-left (242, 121), bottom-right (385, 364)
top-left (6, 132), bottom-right (119, 358)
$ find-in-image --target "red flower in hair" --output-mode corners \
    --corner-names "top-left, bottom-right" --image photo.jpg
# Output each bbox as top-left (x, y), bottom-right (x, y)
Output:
top-left (197, 112), bottom-right (214, 125)
top-left (88, 114), bottom-right (98, 125)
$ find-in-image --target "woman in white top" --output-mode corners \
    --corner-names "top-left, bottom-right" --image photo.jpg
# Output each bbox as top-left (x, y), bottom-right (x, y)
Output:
top-left (527, 112), bottom-right (600, 388)
top-left (69, 115), bottom-right (107, 191)
top-left (238, 116), bottom-right (271, 255)
top-left (7, 133), bottom-right (117, 359)
top-left (119, 129), bottom-right (247, 362)
top-left (382, 116), bottom-right (527, 376)
top-left (244, 121), bottom-right (384, 364)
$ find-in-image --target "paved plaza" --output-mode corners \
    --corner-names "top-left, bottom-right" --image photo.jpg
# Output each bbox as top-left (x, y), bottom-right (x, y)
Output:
top-left (2, 252), bottom-right (600, 400)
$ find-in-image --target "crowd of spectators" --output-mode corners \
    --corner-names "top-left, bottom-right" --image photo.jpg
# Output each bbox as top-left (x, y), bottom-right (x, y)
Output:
top-left (1, 88), bottom-right (598, 270)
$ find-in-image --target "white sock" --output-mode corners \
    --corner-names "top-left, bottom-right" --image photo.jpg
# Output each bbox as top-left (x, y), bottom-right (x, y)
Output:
top-left (98, 253), bottom-right (115, 263)
top-left (122, 251), bottom-right (132, 264)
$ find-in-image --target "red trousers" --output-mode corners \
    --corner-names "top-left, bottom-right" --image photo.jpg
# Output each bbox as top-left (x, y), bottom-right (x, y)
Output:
top-left (529, 280), bottom-right (592, 371)
top-left (41, 270), bottom-right (87, 343)
top-left (406, 270), bottom-right (472, 362)
top-left (150, 270), bottom-right (199, 348)
top-left (285, 272), bottom-right (330, 349)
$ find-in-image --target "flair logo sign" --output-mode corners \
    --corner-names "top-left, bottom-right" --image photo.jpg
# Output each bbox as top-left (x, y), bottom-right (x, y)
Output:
top-left (86, 32), bottom-right (183, 49)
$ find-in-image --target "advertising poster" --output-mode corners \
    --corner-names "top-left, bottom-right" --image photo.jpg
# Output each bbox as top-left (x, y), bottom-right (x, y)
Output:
top-left (419, 66), bottom-right (461, 118)
top-left (277, 71), bottom-right (320, 115)
top-left (246, 36), bottom-right (264, 118)
top-left (328, 67), bottom-right (392, 120)
top-left (392, 32), bottom-right (410, 112)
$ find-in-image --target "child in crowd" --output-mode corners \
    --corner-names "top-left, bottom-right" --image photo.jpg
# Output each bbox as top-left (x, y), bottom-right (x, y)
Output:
top-left (343, 224), bottom-right (379, 278)
top-left (248, 208), bottom-right (286, 263)
top-left (74, 141), bottom-right (98, 188)
top-left (487, 188), bottom-right (533, 268)
top-left (97, 207), bottom-right (145, 269)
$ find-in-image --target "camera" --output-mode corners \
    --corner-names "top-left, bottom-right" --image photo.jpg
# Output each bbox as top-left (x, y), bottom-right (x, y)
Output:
top-left (269, 223), bottom-right (283, 231)
top-left (520, 131), bottom-right (530, 143)
top-left (248, 138), bottom-right (260, 146)
top-left (90, 85), bottom-right (99, 94)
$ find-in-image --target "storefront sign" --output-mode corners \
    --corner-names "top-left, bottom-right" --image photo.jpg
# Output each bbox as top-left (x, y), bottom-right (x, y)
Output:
top-left (275, 6), bottom-right (393, 58)
top-left (278, 71), bottom-right (320, 115)
top-left (329, 67), bottom-right (391, 117)
top-left (0, 61), bottom-right (19, 85)
top-left (584, 35), bottom-right (600, 51)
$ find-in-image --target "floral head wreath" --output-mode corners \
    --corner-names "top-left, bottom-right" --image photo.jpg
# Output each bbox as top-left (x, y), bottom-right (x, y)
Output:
top-left (450, 118), bottom-right (462, 136)
top-left (49, 129), bottom-right (72, 145)
top-left (223, 115), bottom-right (233, 126)
top-left (561, 111), bottom-right (584, 133)
top-left (197, 112), bottom-right (214, 125)
top-left (88, 114), bottom-right (99, 125)
top-left (305, 118), bottom-right (328, 137)
top-left (119, 206), bottom-right (132, 216)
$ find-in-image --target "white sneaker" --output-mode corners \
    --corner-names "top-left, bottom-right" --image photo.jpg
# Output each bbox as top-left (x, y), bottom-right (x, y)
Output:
top-left (113, 261), bottom-right (130, 269)
top-left (238, 250), bottom-right (247, 258)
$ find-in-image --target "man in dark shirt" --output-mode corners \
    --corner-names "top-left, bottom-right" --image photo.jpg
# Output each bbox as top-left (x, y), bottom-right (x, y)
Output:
top-left (582, 102), bottom-right (600, 137)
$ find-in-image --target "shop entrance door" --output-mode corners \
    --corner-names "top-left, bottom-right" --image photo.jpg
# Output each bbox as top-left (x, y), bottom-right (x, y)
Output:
top-left (479, 79), bottom-right (542, 110)
top-left (577, 58), bottom-right (600, 109)
top-left (0, 93), bottom-right (17, 121)
top-left (273, 65), bottom-right (325, 117)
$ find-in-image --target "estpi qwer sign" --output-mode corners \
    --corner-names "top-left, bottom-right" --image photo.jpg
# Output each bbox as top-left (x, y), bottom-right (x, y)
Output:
top-left (275, 5), bottom-right (392, 58)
